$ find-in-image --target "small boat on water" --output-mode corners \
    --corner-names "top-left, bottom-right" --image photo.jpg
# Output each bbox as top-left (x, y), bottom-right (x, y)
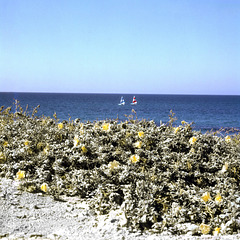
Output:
top-left (131, 96), bottom-right (137, 105)
top-left (118, 96), bottom-right (125, 105)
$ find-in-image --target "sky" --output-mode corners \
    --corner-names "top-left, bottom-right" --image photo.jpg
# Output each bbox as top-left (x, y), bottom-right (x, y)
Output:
top-left (0, 0), bottom-right (239, 95)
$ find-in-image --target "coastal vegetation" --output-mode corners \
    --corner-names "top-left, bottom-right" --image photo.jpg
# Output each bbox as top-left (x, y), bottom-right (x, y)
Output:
top-left (0, 101), bottom-right (240, 236)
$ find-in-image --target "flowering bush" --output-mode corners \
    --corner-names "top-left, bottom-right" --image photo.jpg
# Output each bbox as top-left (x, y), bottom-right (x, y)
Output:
top-left (0, 102), bottom-right (240, 236)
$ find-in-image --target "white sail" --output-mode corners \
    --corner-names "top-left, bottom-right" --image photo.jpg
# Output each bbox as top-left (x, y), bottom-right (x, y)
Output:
top-left (118, 96), bottom-right (125, 105)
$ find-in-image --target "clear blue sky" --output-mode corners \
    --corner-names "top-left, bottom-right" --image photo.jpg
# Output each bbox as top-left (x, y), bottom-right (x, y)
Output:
top-left (0, 0), bottom-right (239, 95)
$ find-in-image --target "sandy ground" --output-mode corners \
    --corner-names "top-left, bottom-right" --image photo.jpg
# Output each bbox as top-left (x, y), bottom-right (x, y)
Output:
top-left (0, 178), bottom-right (239, 240)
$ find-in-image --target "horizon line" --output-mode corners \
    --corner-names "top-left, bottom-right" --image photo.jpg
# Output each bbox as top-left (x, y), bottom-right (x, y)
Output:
top-left (0, 91), bottom-right (239, 97)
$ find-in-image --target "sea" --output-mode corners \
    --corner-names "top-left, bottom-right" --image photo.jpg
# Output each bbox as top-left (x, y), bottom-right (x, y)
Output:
top-left (0, 92), bottom-right (240, 133)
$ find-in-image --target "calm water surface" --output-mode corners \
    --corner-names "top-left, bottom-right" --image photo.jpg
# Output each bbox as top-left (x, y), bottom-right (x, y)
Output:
top-left (0, 92), bottom-right (239, 132)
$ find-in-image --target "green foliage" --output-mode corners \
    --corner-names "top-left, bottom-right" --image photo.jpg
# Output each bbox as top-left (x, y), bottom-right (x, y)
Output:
top-left (0, 104), bottom-right (240, 236)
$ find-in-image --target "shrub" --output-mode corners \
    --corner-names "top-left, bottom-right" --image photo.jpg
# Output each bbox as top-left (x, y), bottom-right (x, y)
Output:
top-left (0, 103), bottom-right (240, 236)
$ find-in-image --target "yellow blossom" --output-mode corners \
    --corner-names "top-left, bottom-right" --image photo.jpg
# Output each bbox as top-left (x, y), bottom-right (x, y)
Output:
top-left (41, 183), bottom-right (48, 192)
top-left (225, 136), bottom-right (231, 143)
top-left (3, 141), bottom-right (8, 147)
top-left (215, 193), bottom-right (222, 203)
top-left (201, 192), bottom-right (211, 202)
top-left (73, 136), bottom-right (80, 147)
top-left (213, 227), bottom-right (221, 236)
top-left (138, 131), bottom-right (144, 138)
top-left (24, 140), bottom-right (30, 146)
top-left (16, 170), bottom-right (25, 180)
top-left (81, 146), bottom-right (88, 153)
top-left (189, 136), bottom-right (197, 144)
top-left (221, 162), bottom-right (228, 173)
top-left (181, 120), bottom-right (187, 125)
top-left (134, 141), bottom-right (142, 148)
top-left (130, 155), bottom-right (140, 163)
top-left (102, 123), bottom-right (110, 131)
top-left (200, 223), bottom-right (211, 234)
top-left (174, 127), bottom-right (180, 134)
top-left (108, 160), bottom-right (120, 170)
top-left (58, 122), bottom-right (63, 129)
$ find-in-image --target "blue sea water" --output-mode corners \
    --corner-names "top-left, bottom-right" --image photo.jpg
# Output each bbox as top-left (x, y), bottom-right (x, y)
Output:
top-left (0, 92), bottom-right (240, 132)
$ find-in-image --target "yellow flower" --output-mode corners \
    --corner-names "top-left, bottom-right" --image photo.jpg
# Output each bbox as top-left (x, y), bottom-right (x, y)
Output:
top-left (174, 127), bottom-right (180, 134)
top-left (41, 183), bottom-right (48, 192)
top-left (201, 192), bottom-right (211, 202)
top-left (215, 193), bottom-right (222, 203)
top-left (73, 136), bottom-right (80, 147)
top-left (102, 123), bottom-right (110, 131)
top-left (199, 223), bottom-right (211, 234)
top-left (221, 162), bottom-right (228, 173)
top-left (138, 131), bottom-right (144, 138)
top-left (189, 136), bottom-right (197, 144)
top-left (130, 155), bottom-right (140, 163)
top-left (16, 170), bottom-right (25, 180)
top-left (108, 160), bottom-right (120, 170)
top-left (225, 136), bottom-right (231, 143)
top-left (58, 122), bottom-right (63, 129)
top-left (181, 120), bottom-right (187, 125)
top-left (213, 227), bottom-right (221, 236)
top-left (24, 140), bottom-right (30, 146)
top-left (81, 146), bottom-right (88, 153)
top-left (3, 141), bottom-right (8, 147)
top-left (134, 141), bottom-right (142, 148)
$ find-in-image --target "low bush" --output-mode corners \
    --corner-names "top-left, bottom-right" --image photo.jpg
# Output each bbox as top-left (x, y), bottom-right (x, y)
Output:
top-left (0, 102), bottom-right (240, 236)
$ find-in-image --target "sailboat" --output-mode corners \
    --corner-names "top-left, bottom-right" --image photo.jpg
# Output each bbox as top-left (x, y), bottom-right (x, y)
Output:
top-left (131, 96), bottom-right (137, 105)
top-left (118, 96), bottom-right (125, 105)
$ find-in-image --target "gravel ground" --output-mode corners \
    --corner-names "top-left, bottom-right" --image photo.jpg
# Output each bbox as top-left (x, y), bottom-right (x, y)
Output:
top-left (0, 178), bottom-right (239, 240)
